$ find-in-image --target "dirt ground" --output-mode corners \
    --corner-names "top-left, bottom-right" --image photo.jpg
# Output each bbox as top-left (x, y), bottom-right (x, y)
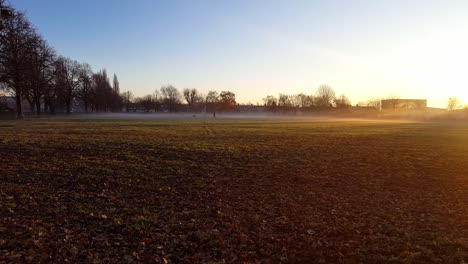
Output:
top-left (1, 119), bottom-right (467, 263)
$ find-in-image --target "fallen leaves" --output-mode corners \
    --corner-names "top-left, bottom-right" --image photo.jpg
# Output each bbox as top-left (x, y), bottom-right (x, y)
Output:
top-left (0, 120), bottom-right (467, 263)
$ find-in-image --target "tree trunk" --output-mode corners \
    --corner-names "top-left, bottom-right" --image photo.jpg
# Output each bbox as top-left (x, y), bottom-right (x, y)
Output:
top-left (66, 99), bottom-right (71, 114)
top-left (35, 99), bottom-right (41, 115)
top-left (34, 88), bottom-right (41, 115)
top-left (15, 89), bottom-right (23, 120)
top-left (49, 102), bottom-right (56, 115)
top-left (29, 101), bottom-right (35, 114)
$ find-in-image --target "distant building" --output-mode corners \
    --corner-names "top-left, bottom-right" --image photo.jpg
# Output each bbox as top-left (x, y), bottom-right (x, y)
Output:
top-left (381, 99), bottom-right (427, 110)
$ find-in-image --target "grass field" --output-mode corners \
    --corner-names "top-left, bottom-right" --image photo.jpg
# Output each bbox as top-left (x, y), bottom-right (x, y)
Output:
top-left (1, 119), bottom-right (467, 263)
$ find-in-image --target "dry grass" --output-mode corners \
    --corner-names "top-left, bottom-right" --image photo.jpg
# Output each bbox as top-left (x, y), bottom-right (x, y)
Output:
top-left (1, 119), bottom-right (467, 263)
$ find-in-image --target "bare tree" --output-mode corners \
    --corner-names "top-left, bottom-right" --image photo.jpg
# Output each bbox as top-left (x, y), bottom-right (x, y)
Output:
top-left (77, 63), bottom-right (93, 113)
top-left (22, 34), bottom-right (56, 115)
top-left (219, 91), bottom-right (236, 111)
top-left (367, 98), bottom-right (382, 111)
top-left (0, 0), bottom-right (13, 31)
top-left (183, 88), bottom-right (203, 111)
top-left (263, 95), bottom-right (278, 111)
top-left (298, 93), bottom-right (314, 109)
top-left (335, 94), bottom-right (351, 108)
top-left (55, 57), bottom-right (80, 113)
top-left (290, 94), bottom-right (302, 109)
top-left (152, 89), bottom-right (162, 111)
top-left (121, 90), bottom-right (134, 112)
top-left (278, 94), bottom-right (292, 110)
top-left (160, 84), bottom-right (181, 112)
top-left (316, 84), bottom-right (336, 108)
top-left (1, 1), bottom-right (124, 116)
top-left (0, 8), bottom-right (37, 119)
top-left (447, 98), bottom-right (460, 111)
top-left (205, 91), bottom-right (219, 112)
top-left (138, 94), bottom-right (155, 112)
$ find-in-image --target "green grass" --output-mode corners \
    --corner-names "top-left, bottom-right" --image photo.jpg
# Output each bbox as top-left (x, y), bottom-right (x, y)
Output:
top-left (1, 119), bottom-right (467, 263)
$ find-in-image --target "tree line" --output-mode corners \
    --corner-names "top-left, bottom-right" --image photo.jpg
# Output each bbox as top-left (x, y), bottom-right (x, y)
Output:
top-left (0, 1), bottom-right (123, 119)
top-left (124, 88), bottom-right (237, 113)
top-left (262, 84), bottom-right (355, 112)
top-left (0, 1), bottom-right (242, 118)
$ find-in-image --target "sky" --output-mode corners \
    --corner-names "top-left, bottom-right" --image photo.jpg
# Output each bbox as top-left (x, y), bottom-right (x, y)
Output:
top-left (10, 0), bottom-right (468, 108)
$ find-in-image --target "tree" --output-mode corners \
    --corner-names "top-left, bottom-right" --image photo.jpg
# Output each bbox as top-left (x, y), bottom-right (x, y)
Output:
top-left (90, 69), bottom-right (123, 112)
top-left (263, 95), bottom-right (278, 111)
top-left (113, 74), bottom-right (119, 93)
top-left (334, 94), bottom-right (351, 108)
top-left (22, 34), bottom-right (56, 115)
top-left (205, 91), bottom-right (219, 112)
top-left (152, 89), bottom-right (162, 111)
top-left (298, 93), bottom-right (314, 109)
top-left (447, 98), bottom-right (460, 111)
top-left (121, 90), bottom-right (134, 112)
top-left (0, 8), bottom-right (37, 119)
top-left (367, 98), bottom-right (382, 111)
top-left (57, 57), bottom-right (80, 114)
top-left (278, 94), bottom-right (292, 110)
top-left (316, 85), bottom-right (335, 108)
top-left (77, 63), bottom-right (93, 113)
top-left (219, 91), bottom-right (236, 111)
top-left (290, 94), bottom-right (302, 109)
top-left (183, 88), bottom-right (203, 111)
top-left (44, 58), bottom-right (65, 114)
top-left (92, 69), bottom-right (113, 112)
top-left (160, 84), bottom-right (181, 112)
top-left (138, 94), bottom-right (155, 112)
top-left (1, 1), bottom-right (122, 116)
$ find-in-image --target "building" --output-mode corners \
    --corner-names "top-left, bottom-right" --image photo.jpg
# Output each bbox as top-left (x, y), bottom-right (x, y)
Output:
top-left (381, 99), bottom-right (427, 110)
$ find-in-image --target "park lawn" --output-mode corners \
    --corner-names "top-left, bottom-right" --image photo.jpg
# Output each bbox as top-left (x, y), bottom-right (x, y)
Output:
top-left (0, 119), bottom-right (467, 263)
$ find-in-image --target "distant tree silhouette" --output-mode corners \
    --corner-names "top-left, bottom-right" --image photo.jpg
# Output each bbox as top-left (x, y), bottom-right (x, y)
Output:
top-left (219, 91), bottom-right (236, 111)
top-left (121, 91), bottom-right (134, 112)
top-left (77, 63), bottom-right (93, 113)
top-left (183, 88), bottom-right (204, 111)
top-left (263, 96), bottom-right (278, 112)
top-left (92, 69), bottom-right (122, 112)
top-left (290, 94), bottom-right (302, 110)
top-left (335, 94), bottom-right (351, 108)
top-left (205, 91), bottom-right (219, 112)
top-left (298, 93), bottom-right (314, 109)
top-left (113, 74), bottom-right (119, 93)
top-left (160, 84), bottom-right (181, 112)
top-left (278, 94), bottom-right (292, 111)
top-left (138, 94), bottom-right (155, 112)
top-left (23, 35), bottom-right (56, 115)
top-left (447, 98), bottom-right (460, 111)
top-left (316, 85), bottom-right (336, 108)
top-left (367, 98), bottom-right (382, 111)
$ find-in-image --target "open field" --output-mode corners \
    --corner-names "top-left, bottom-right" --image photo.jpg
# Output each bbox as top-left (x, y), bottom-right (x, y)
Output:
top-left (1, 118), bottom-right (467, 263)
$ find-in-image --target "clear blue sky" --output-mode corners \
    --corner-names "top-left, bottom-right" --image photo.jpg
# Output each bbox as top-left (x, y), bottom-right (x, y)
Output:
top-left (11, 0), bottom-right (468, 107)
